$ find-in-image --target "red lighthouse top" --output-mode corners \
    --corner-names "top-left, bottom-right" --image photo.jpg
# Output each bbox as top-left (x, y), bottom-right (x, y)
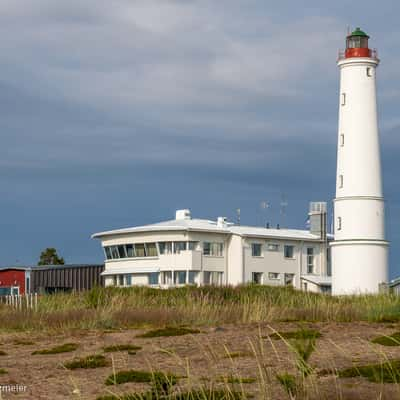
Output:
top-left (344, 27), bottom-right (373, 58)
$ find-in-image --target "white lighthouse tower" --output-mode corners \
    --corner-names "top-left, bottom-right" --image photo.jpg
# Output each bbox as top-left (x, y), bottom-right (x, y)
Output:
top-left (331, 28), bottom-right (389, 295)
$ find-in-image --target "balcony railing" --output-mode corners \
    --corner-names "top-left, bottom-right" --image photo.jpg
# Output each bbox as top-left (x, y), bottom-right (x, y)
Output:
top-left (338, 48), bottom-right (378, 61)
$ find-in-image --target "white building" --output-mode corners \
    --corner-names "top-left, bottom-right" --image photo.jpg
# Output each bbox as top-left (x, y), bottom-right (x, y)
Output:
top-left (331, 28), bottom-right (389, 294)
top-left (92, 203), bottom-right (332, 293)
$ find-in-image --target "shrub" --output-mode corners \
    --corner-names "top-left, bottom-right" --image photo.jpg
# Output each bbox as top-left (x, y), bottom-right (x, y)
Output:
top-left (105, 370), bottom-right (178, 387)
top-left (64, 354), bottom-right (108, 370)
top-left (32, 343), bottom-right (78, 355)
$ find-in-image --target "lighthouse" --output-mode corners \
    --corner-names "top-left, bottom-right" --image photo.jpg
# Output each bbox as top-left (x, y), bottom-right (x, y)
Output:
top-left (331, 28), bottom-right (389, 295)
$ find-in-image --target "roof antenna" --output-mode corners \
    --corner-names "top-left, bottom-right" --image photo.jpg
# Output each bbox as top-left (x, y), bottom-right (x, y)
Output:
top-left (260, 201), bottom-right (269, 227)
top-left (236, 208), bottom-right (241, 226)
top-left (280, 193), bottom-right (288, 228)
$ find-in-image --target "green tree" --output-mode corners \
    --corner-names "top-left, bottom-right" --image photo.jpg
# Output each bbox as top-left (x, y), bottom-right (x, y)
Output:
top-left (38, 248), bottom-right (65, 266)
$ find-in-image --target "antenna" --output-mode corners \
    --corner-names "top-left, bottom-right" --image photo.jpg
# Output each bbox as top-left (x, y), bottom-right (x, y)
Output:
top-left (236, 208), bottom-right (241, 226)
top-left (260, 201), bottom-right (269, 227)
top-left (280, 194), bottom-right (288, 228)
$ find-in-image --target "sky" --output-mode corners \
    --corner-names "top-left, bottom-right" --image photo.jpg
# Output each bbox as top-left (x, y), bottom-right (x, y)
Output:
top-left (1, 1), bottom-right (399, 277)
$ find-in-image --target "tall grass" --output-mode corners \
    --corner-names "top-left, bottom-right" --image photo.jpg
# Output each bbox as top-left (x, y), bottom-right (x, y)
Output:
top-left (1, 285), bottom-right (400, 332)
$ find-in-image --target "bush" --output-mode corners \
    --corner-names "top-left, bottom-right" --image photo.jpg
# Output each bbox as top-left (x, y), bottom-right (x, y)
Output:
top-left (137, 327), bottom-right (200, 338)
top-left (64, 354), bottom-right (108, 370)
top-left (32, 343), bottom-right (78, 355)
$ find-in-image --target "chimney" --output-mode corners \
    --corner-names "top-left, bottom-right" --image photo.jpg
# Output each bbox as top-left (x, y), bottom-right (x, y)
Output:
top-left (308, 202), bottom-right (327, 239)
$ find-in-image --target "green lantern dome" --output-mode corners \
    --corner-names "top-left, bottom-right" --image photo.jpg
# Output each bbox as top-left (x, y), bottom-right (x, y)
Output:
top-left (349, 27), bottom-right (369, 38)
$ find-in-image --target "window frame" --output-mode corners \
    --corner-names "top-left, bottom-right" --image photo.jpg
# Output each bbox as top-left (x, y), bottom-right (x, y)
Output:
top-left (251, 243), bottom-right (263, 257)
top-left (307, 248), bottom-right (314, 274)
top-left (284, 245), bottom-right (295, 259)
top-left (268, 272), bottom-right (280, 280)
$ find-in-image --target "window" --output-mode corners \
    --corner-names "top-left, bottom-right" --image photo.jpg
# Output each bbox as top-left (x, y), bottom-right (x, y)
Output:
top-left (340, 134), bottom-right (344, 147)
top-left (126, 274), bottom-right (132, 286)
top-left (112, 275), bottom-right (117, 286)
top-left (188, 241), bottom-right (197, 251)
top-left (174, 271), bottom-right (187, 285)
top-left (145, 243), bottom-right (158, 257)
top-left (337, 217), bottom-right (342, 231)
top-left (104, 247), bottom-right (112, 260)
top-left (284, 245), bottom-right (294, 259)
top-left (126, 244), bottom-right (135, 258)
top-left (251, 243), bottom-right (262, 257)
top-left (135, 243), bottom-right (146, 257)
top-left (161, 271), bottom-right (172, 285)
top-left (341, 92), bottom-right (346, 106)
top-left (203, 242), bottom-right (224, 256)
top-left (307, 248), bottom-right (314, 274)
top-left (339, 174), bottom-right (344, 188)
top-left (111, 246), bottom-right (120, 259)
top-left (267, 243), bottom-right (280, 251)
top-left (203, 271), bottom-right (223, 285)
top-left (188, 271), bottom-right (198, 284)
top-left (252, 272), bottom-right (263, 284)
top-left (174, 242), bottom-right (187, 254)
top-left (367, 67), bottom-right (372, 77)
top-left (159, 242), bottom-right (172, 255)
top-left (149, 273), bottom-right (159, 285)
top-left (118, 275), bottom-right (124, 286)
top-left (284, 273), bottom-right (295, 286)
top-left (118, 245), bottom-right (126, 258)
top-left (268, 272), bottom-right (280, 280)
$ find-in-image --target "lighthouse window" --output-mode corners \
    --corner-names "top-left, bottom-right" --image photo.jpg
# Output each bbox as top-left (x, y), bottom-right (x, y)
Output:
top-left (339, 175), bottom-right (344, 188)
top-left (340, 134), bottom-right (344, 146)
top-left (366, 67), bottom-right (372, 77)
top-left (341, 93), bottom-right (346, 106)
top-left (337, 217), bottom-right (342, 231)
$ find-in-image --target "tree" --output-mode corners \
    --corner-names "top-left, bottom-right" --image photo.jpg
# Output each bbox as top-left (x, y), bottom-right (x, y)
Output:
top-left (38, 248), bottom-right (65, 266)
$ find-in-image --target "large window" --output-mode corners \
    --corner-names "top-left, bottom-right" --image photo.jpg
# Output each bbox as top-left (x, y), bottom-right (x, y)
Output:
top-left (126, 244), bottom-right (135, 258)
top-left (203, 271), bottom-right (223, 285)
top-left (268, 272), bottom-right (280, 280)
top-left (203, 242), bottom-right (224, 256)
top-left (111, 246), bottom-right (119, 259)
top-left (251, 243), bottom-right (262, 257)
top-left (161, 271), bottom-right (172, 285)
top-left (174, 271), bottom-right (187, 285)
top-left (135, 243), bottom-right (146, 257)
top-left (126, 274), bottom-right (132, 286)
top-left (307, 248), bottom-right (314, 274)
top-left (146, 243), bottom-right (158, 257)
top-left (174, 242), bottom-right (187, 254)
top-left (149, 273), bottom-right (159, 285)
top-left (104, 247), bottom-right (112, 260)
top-left (188, 271), bottom-right (198, 284)
top-left (118, 245), bottom-right (126, 258)
top-left (284, 245), bottom-right (295, 259)
top-left (159, 242), bottom-right (173, 255)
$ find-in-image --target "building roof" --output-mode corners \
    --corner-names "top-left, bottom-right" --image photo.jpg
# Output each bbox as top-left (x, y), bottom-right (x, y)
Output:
top-left (92, 216), bottom-right (327, 242)
top-left (0, 264), bottom-right (104, 272)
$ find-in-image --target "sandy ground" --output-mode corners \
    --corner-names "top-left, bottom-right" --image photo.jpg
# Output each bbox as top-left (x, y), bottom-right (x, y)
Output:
top-left (0, 322), bottom-right (400, 399)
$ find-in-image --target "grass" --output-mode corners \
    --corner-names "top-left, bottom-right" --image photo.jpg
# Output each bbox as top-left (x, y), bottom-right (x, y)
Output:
top-left (0, 368), bottom-right (7, 375)
top-left (63, 354), bottom-right (108, 370)
top-left (217, 376), bottom-right (256, 384)
top-left (102, 344), bottom-right (142, 353)
top-left (13, 339), bottom-right (35, 345)
top-left (267, 328), bottom-right (322, 340)
top-left (276, 373), bottom-right (298, 397)
top-left (137, 326), bottom-right (201, 338)
top-left (338, 359), bottom-right (400, 383)
top-left (32, 342), bottom-right (78, 355)
top-left (3, 285), bottom-right (400, 332)
top-left (222, 351), bottom-right (254, 359)
top-left (371, 332), bottom-right (400, 346)
top-left (105, 370), bottom-right (178, 386)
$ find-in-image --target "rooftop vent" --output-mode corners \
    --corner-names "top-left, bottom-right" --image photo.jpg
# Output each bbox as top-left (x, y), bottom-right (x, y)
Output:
top-left (176, 209), bottom-right (191, 220)
top-left (217, 216), bottom-right (228, 227)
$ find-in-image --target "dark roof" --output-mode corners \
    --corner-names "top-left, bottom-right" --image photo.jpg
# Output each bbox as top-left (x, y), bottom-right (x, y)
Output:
top-left (0, 264), bottom-right (104, 272)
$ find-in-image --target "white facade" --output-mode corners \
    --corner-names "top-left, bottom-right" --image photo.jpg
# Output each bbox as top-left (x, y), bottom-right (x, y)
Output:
top-left (331, 29), bottom-right (389, 294)
top-left (92, 206), bottom-right (332, 293)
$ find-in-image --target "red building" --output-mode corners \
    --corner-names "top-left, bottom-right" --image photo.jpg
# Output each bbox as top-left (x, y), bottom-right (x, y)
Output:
top-left (0, 268), bottom-right (27, 295)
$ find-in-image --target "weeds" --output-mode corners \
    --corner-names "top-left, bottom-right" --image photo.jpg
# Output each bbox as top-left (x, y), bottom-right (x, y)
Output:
top-left (276, 373), bottom-right (298, 398)
top-left (338, 359), bottom-right (400, 383)
top-left (64, 354), bottom-right (108, 370)
top-left (217, 376), bottom-right (256, 384)
top-left (13, 339), bottom-right (35, 345)
top-left (103, 344), bottom-right (142, 353)
top-left (32, 342), bottom-right (78, 355)
top-left (105, 370), bottom-right (178, 386)
top-left (0, 368), bottom-right (7, 375)
top-left (371, 332), bottom-right (400, 346)
top-left (137, 327), bottom-right (200, 338)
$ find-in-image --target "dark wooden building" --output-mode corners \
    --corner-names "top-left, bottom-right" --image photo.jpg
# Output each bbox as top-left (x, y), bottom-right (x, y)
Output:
top-left (0, 264), bottom-right (104, 295)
